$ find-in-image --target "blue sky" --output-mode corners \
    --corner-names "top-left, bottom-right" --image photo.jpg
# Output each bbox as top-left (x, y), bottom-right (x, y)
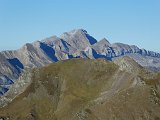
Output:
top-left (0, 0), bottom-right (160, 52)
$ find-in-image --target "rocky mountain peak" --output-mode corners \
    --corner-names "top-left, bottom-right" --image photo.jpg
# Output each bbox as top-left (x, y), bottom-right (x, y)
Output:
top-left (98, 38), bottom-right (111, 46)
top-left (68, 29), bottom-right (88, 34)
top-left (41, 35), bottom-right (61, 46)
top-left (60, 29), bottom-right (97, 50)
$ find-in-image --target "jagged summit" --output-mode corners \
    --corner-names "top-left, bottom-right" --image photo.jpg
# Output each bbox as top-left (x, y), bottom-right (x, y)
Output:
top-left (98, 38), bottom-right (111, 46)
top-left (92, 38), bottom-right (112, 57)
top-left (41, 35), bottom-right (60, 45)
top-left (61, 29), bottom-right (97, 49)
top-left (65, 28), bottom-right (88, 34)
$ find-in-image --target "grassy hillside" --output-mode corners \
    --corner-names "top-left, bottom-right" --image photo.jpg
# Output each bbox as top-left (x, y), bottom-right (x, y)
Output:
top-left (0, 58), bottom-right (160, 120)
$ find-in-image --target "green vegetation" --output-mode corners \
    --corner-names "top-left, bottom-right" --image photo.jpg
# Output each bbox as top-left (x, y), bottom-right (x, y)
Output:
top-left (0, 58), bottom-right (160, 120)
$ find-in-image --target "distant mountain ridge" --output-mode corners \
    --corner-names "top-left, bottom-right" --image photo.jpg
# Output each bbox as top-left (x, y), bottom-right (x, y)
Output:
top-left (0, 28), bottom-right (160, 95)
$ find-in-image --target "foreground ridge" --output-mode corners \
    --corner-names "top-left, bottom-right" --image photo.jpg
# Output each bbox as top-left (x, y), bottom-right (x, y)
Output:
top-left (0, 58), bottom-right (160, 120)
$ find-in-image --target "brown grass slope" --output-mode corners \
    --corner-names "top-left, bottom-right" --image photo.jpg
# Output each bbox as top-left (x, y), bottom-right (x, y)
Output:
top-left (0, 57), bottom-right (160, 120)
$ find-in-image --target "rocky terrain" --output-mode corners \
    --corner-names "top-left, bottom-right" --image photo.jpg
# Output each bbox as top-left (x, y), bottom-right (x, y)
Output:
top-left (0, 58), bottom-right (160, 120)
top-left (0, 29), bottom-right (160, 95)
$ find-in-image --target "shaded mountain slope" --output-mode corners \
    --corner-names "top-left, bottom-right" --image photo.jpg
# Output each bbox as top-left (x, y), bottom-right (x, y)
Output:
top-left (0, 58), bottom-right (160, 120)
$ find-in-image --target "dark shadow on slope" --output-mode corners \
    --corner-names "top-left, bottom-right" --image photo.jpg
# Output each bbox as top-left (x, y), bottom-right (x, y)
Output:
top-left (0, 86), bottom-right (8, 96)
top-left (68, 55), bottom-right (81, 59)
top-left (85, 34), bottom-right (97, 45)
top-left (40, 43), bottom-right (58, 62)
top-left (92, 49), bottom-right (112, 61)
top-left (61, 39), bottom-right (70, 51)
top-left (0, 92), bottom-right (3, 96)
top-left (7, 58), bottom-right (24, 74)
top-left (0, 75), bottom-right (14, 85)
top-left (80, 51), bottom-right (90, 59)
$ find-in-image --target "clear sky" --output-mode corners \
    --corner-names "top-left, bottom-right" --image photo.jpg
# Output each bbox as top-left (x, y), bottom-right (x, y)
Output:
top-left (0, 0), bottom-right (160, 52)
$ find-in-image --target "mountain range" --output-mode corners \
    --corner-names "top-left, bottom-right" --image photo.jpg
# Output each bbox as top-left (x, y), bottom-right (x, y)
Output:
top-left (0, 29), bottom-right (160, 120)
top-left (0, 29), bottom-right (160, 95)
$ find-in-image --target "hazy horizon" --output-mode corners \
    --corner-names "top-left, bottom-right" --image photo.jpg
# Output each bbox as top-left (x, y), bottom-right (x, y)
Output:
top-left (0, 0), bottom-right (160, 52)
